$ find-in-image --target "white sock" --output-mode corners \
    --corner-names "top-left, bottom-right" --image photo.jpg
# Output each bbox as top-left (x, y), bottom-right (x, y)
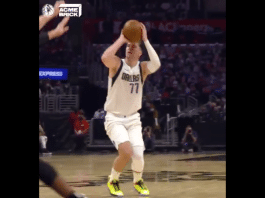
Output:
top-left (109, 168), bottom-right (121, 182)
top-left (133, 171), bottom-right (143, 183)
top-left (39, 136), bottom-right (47, 149)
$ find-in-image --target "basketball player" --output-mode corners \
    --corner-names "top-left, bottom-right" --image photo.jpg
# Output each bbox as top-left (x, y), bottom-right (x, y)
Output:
top-left (101, 23), bottom-right (161, 196)
top-left (39, 3), bottom-right (87, 197)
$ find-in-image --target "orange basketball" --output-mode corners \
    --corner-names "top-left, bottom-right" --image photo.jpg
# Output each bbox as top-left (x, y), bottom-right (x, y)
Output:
top-left (122, 20), bottom-right (142, 43)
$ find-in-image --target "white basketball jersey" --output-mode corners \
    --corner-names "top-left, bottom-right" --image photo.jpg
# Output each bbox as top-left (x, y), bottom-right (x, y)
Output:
top-left (104, 59), bottom-right (144, 116)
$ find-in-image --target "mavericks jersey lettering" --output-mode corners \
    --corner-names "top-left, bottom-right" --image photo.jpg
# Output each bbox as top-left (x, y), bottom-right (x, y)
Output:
top-left (104, 59), bottom-right (144, 116)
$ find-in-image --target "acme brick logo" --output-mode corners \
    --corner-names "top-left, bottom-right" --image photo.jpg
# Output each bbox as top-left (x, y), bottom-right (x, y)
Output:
top-left (59, 4), bottom-right (82, 17)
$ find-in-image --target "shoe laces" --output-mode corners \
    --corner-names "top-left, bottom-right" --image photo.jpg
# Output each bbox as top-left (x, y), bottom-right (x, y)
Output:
top-left (111, 180), bottom-right (121, 191)
top-left (136, 180), bottom-right (147, 190)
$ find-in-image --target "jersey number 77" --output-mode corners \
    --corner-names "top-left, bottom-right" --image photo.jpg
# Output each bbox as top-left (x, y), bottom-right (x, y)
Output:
top-left (130, 83), bottom-right (139, 94)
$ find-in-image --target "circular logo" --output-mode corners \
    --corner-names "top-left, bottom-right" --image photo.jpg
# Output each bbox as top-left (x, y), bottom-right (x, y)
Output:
top-left (42, 4), bottom-right (54, 16)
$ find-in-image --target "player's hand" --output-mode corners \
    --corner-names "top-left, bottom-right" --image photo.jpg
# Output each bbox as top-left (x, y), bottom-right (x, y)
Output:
top-left (118, 32), bottom-right (129, 44)
top-left (48, 17), bottom-right (69, 40)
top-left (55, 17), bottom-right (70, 36)
top-left (52, 1), bottom-right (65, 18)
top-left (140, 22), bottom-right (148, 42)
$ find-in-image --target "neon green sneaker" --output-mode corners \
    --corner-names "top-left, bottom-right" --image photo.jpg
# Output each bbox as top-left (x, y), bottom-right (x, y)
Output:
top-left (107, 177), bottom-right (124, 197)
top-left (134, 179), bottom-right (150, 196)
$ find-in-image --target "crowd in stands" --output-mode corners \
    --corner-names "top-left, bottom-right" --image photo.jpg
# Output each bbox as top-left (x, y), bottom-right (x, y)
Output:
top-left (198, 96), bottom-right (226, 122)
top-left (149, 43), bottom-right (226, 105)
top-left (39, 0), bottom-right (225, 65)
top-left (39, 79), bottom-right (79, 95)
top-left (92, 0), bottom-right (204, 20)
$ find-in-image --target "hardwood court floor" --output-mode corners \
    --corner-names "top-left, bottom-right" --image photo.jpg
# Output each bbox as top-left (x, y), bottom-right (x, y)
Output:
top-left (39, 151), bottom-right (226, 198)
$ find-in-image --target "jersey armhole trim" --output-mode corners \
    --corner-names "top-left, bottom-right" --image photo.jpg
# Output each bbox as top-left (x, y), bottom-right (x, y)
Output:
top-left (139, 62), bottom-right (143, 84)
top-left (111, 60), bottom-right (123, 87)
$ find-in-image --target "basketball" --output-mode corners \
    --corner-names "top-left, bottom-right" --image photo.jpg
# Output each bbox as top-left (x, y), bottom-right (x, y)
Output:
top-left (122, 20), bottom-right (142, 43)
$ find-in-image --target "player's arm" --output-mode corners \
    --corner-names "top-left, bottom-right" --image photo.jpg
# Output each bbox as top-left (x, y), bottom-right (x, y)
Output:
top-left (39, 15), bottom-right (53, 31)
top-left (101, 33), bottom-right (128, 69)
top-left (39, 17), bottom-right (70, 46)
top-left (39, 1), bottom-right (65, 31)
top-left (140, 23), bottom-right (161, 77)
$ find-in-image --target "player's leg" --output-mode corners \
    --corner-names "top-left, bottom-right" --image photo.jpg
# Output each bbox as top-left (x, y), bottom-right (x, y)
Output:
top-left (131, 146), bottom-right (145, 183)
top-left (126, 114), bottom-right (150, 196)
top-left (39, 135), bottom-right (47, 152)
top-left (130, 140), bottom-right (149, 196)
top-left (113, 141), bottom-right (133, 173)
top-left (105, 119), bottom-right (132, 196)
top-left (39, 159), bottom-right (87, 198)
top-left (39, 135), bottom-right (52, 154)
top-left (51, 175), bottom-right (75, 197)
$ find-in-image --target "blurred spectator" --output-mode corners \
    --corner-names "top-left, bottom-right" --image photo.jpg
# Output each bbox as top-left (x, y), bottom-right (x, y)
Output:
top-left (73, 115), bottom-right (89, 153)
top-left (176, 0), bottom-right (186, 11)
top-left (39, 80), bottom-right (77, 96)
top-left (152, 106), bottom-right (162, 139)
top-left (39, 120), bottom-right (51, 155)
top-left (69, 110), bottom-right (89, 154)
top-left (181, 125), bottom-right (201, 153)
top-left (54, 80), bottom-right (63, 95)
top-left (102, 15), bottom-right (114, 43)
top-left (143, 126), bottom-right (155, 153)
top-left (199, 97), bottom-right (226, 122)
top-left (69, 106), bottom-right (79, 127)
top-left (161, 87), bottom-right (170, 105)
top-left (142, 96), bottom-right (155, 127)
top-left (69, 107), bottom-right (85, 129)
top-left (160, 1), bottom-right (171, 11)
top-left (93, 108), bottom-right (105, 119)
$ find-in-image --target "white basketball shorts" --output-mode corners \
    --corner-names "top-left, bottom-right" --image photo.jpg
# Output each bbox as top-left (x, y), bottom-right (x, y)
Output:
top-left (104, 112), bottom-right (145, 150)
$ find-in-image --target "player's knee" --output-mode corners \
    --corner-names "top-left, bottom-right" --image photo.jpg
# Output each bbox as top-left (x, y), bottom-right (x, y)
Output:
top-left (132, 152), bottom-right (143, 161)
top-left (131, 146), bottom-right (145, 172)
top-left (132, 146), bottom-right (144, 160)
top-left (39, 159), bottom-right (58, 186)
top-left (118, 142), bottom-right (133, 161)
top-left (121, 149), bottom-right (133, 161)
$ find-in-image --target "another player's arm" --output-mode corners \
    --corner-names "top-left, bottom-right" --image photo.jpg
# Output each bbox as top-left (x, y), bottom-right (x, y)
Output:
top-left (140, 23), bottom-right (161, 80)
top-left (39, 15), bottom-right (53, 31)
top-left (39, 17), bottom-right (70, 46)
top-left (101, 33), bottom-right (128, 69)
top-left (39, 1), bottom-right (65, 30)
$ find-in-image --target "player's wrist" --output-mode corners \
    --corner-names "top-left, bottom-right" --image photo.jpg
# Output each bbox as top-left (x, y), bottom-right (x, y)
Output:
top-left (143, 39), bottom-right (149, 43)
top-left (118, 36), bottom-right (127, 44)
top-left (47, 30), bottom-right (56, 40)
